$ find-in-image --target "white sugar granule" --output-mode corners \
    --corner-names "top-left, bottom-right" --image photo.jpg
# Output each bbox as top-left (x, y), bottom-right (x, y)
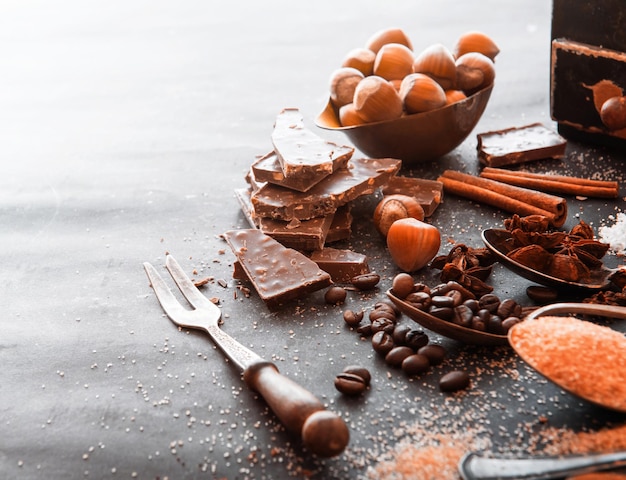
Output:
top-left (599, 212), bottom-right (626, 256)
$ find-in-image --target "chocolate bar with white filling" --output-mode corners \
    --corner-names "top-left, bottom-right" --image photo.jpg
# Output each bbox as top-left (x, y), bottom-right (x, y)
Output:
top-left (223, 229), bottom-right (331, 309)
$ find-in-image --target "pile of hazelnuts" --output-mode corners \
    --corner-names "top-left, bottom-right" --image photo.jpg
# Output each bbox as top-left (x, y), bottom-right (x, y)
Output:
top-left (391, 273), bottom-right (523, 336)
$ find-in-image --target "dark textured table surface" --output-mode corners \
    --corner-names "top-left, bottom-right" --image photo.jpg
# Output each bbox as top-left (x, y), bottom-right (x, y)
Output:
top-left (2, 1), bottom-right (625, 479)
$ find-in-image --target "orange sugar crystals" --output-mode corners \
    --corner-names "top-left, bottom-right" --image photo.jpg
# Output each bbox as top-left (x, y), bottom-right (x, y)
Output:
top-left (509, 316), bottom-right (626, 412)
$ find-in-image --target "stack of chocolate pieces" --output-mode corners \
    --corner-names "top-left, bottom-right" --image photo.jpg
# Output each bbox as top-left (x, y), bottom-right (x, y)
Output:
top-left (229, 107), bottom-right (402, 307)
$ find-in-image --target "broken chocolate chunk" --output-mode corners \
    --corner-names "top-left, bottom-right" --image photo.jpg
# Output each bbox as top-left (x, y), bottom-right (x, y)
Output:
top-left (309, 248), bottom-right (369, 283)
top-left (381, 176), bottom-right (443, 217)
top-left (252, 146), bottom-right (353, 192)
top-left (250, 157), bottom-right (401, 221)
top-left (223, 229), bottom-right (331, 309)
top-left (476, 123), bottom-right (567, 167)
top-left (272, 107), bottom-right (355, 180)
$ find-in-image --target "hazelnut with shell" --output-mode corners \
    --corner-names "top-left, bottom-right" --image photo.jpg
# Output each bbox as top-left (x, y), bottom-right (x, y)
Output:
top-left (399, 73), bottom-right (447, 114)
top-left (338, 103), bottom-right (367, 127)
top-left (373, 43), bottom-right (415, 81)
top-left (342, 47), bottom-right (376, 76)
top-left (455, 52), bottom-right (495, 94)
top-left (329, 67), bottom-right (365, 108)
top-left (353, 75), bottom-right (403, 123)
top-left (454, 31), bottom-right (500, 61)
top-left (412, 43), bottom-right (457, 90)
top-left (373, 194), bottom-right (425, 237)
top-left (445, 89), bottom-right (467, 105)
top-left (365, 27), bottom-right (413, 54)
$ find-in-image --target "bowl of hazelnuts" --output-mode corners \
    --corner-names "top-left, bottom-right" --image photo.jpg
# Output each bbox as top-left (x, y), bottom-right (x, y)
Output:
top-left (316, 28), bottom-right (498, 164)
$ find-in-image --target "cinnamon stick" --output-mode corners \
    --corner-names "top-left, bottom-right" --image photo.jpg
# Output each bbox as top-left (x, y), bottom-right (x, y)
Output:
top-left (437, 170), bottom-right (568, 227)
top-left (479, 167), bottom-right (619, 198)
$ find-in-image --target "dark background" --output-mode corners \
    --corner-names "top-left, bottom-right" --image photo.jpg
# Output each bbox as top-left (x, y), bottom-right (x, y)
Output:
top-left (2, 1), bottom-right (625, 479)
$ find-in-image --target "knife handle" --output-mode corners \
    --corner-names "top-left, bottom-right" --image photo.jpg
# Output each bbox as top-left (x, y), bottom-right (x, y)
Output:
top-left (243, 359), bottom-right (349, 457)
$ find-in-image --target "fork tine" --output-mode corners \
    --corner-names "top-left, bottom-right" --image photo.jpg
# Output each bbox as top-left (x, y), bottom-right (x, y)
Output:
top-left (165, 255), bottom-right (217, 311)
top-left (143, 261), bottom-right (194, 325)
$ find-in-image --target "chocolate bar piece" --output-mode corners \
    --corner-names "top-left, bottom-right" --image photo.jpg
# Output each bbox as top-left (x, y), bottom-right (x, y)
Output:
top-left (477, 123), bottom-right (567, 167)
top-left (223, 229), bottom-right (331, 309)
top-left (382, 176), bottom-right (444, 217)
top-left (235, 188), bottom-right (335, 251)
top-left (251, 157), bottom-right (401, 221)
top-left (325, 206), bottom-right (352, 244)
top-left (272, 107), bottom-right (355, 180)
top-left (309, 248), bottom-right (369, 283)
top-left (252, 147), bottom-right (353, 192)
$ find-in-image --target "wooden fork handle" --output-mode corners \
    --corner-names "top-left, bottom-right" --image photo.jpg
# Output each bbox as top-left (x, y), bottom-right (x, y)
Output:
top-left (243, 359), bottom-right (349, 457)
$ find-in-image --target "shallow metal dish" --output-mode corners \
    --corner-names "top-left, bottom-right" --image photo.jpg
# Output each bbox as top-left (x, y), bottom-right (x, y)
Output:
top-left (315, 85), bottom-right (493, 164)
top-left (386, 288), bottom-right (509, 346)
top-left (481, 228), bottom-right (614, 292)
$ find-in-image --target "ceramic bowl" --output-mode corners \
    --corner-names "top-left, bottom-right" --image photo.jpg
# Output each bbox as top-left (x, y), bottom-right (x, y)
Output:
top-left (316, 84), bottom-right (493, 164)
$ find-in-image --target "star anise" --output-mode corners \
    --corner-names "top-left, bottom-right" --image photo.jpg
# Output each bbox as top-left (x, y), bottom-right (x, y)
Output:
top-left (431, 243), bottom-right (496, 296)
top-left (440, 263), bottom-right (494, 297)
top-left (504, 214), bottom-right (551, 233)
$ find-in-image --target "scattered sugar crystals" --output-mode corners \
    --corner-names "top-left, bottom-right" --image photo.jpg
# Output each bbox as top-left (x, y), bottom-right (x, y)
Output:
top-left (599, 212), bottom-right (626, 256)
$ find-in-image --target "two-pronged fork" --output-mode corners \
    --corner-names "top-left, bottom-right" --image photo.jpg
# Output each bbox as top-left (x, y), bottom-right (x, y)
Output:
top-left (143, 255), bottom-right (349, 458)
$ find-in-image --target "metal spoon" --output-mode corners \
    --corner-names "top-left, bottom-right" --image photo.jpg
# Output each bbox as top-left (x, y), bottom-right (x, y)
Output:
top-left (481, 228), bottom-right (615, 292)
top-left (459, 450), bottom-right (626, 480)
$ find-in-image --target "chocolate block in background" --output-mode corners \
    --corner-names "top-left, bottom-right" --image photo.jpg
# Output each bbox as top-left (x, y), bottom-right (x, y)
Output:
top-left (223, 229), bottom-right (331, 309)
top-left (551, 0), bottom-right (626, 147)
top-left (309, 248), bottom-right (369, 283)
top-left (382, 176), bottom-right (443, 217)
top-left (476, 123), bottom-right (567, 167)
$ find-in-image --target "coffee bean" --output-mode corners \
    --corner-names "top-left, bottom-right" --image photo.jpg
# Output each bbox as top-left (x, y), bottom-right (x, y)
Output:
top-left (373, 300), bottom-right (400, 317)
top-left (452, 304), bottom-right (474, 328)
top-left (385, 346), bottom-right (414, 367)
top-left (463, 299), bottom-right (480, 313)
top-left (392, 324), bottom-right (411, 345)
top-left (478, 293), bottom-right (500, 313)
top-left (431, 295), bottom-right (455, 308)
top-left (445, 289), bottom-right (464, 307)
top-left (372, 331), bottom-right (395, 356)
top-left (343, 309), bottom-right (364, 327)
top-left (369, 308), bottom-right (396, 323)
top-left (502, 316), bottom-right (522, 332)
top-left (351, 272), bottom-right (380, 291)
top-left (487, 314), bottom-right (504, 335)
top-left (342, 365), bottom-right (371, 386)
top-left (413, 283), bottom-right (431, 296)
top-left (405, 291), bottom-right (431, 311)
top-left (526, 285), bottom-right (558, 304)
top-left (325, 286), bottom-right (347, 305)
top-left (391, 273), bottom-right (415, 299)
top-left (417, 344), bottom-right (446, 365)
top-left (429, 306), bottom-right (454, 321)
top-left (371, 317), bottom-right (395, 335)
top-left (334, 372), bottom-right (367, 396)
top-left (471, 317), bottom-right (486, 332)
top-left (404, 329), bottom-right (429, 350)
top-left (445, 281), bottom-right (476, 300)
top-left (497, 298), bottom-right (522, 318)
top-left (430, 283), bottom-right (451, 296)
top-left (356, 322), bottom-right (373, 337)
top-left (402, 353), bottom-right (430, 376)
top-left (439, 370), bottom-right (470, 392)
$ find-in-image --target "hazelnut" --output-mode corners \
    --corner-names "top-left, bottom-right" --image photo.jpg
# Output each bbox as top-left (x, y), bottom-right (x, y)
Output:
top-left (399, 73), bottom-right (447, 114)
top-left (373, 194), bottom-right (425, 237)
top-left (453, 31), bottom-right (500, 61)
top-left (341, 47), bottom-right (376, 76)
top-left (353, 75), bottom-right (403, 123)
top-left (338, 103), bottom-right (367, 127)
top-left (455, 52), bottom-right (495, 94)
top-left (329, 67), bottom-right (364, 108)
top-left (412, 43), bottom-right (457, 90)
top-left (373, 43), bottom-right (415, 81)
top-left (445, 89), bottom-right (467, 105)
top-left (365, 27), bottom-right (413, 54)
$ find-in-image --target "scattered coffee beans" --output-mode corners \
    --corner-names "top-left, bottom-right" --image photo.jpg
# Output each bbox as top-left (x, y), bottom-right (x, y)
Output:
top-left (401, 353), bottom-right (430, 376)
top-left (439, 370), bottom-right (470, 392)
top-left (325, 286), bottom-right (347, 305)
top-left (351, 272), bottom-right (380, 290)
top-left (526, 285), bottom-right (558, 304)
top-left (334, 365), bottom-right (371, 396)
top-left (417, 344), bottom-right (446, 365)
top-left (342, 309), bottom-right (364, 327)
